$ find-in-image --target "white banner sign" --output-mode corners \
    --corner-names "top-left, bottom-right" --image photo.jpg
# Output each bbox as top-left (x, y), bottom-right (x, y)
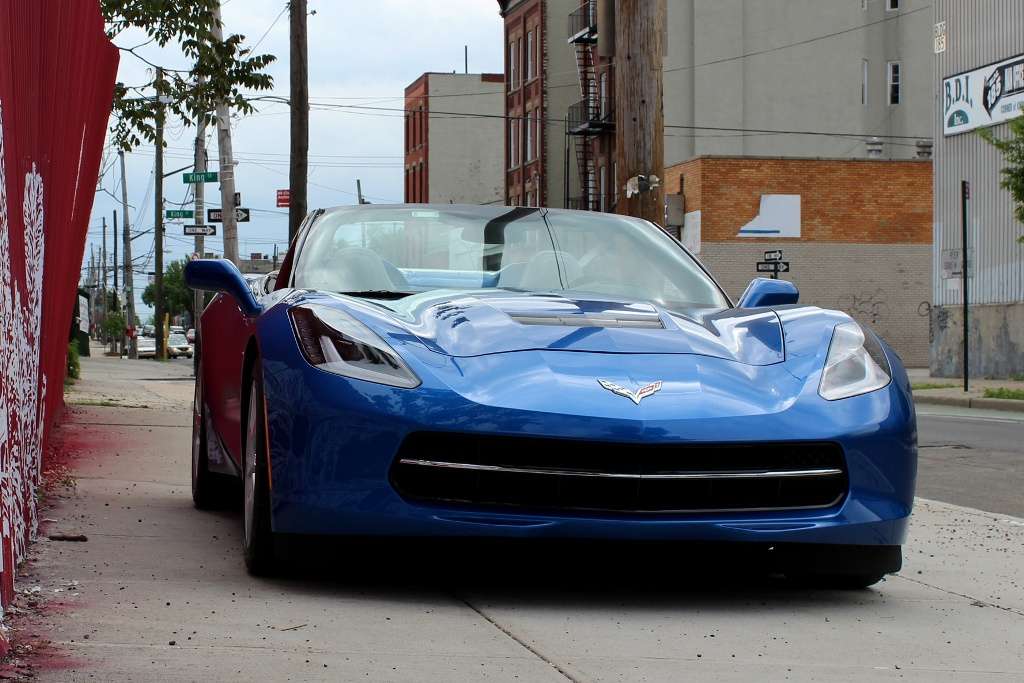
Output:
top-left (943, 52), bottom-right (1024, 136)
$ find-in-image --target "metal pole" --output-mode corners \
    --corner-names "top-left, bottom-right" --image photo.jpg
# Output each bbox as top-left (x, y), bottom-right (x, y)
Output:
top-left (961, 180), bottom-right (969, 392)
top-left (356, 178), bottom-right (365, 205)
top-left (155, 67), bottom-right (167, 361)
top-left (120, 150), bottom-right (138, 359)
top-left (101, 216), bottom-right (107, 341)
top-left (193, 107), bottom-right (207, 374)
top-left (112, 210), bottom-right (120, 355)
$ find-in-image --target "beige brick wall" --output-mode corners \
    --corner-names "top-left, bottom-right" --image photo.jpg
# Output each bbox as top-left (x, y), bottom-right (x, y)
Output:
top-left (697, 242), bottom-right (932, 368)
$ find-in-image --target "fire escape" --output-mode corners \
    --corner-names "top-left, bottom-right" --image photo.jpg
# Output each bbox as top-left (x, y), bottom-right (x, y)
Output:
top-left (566, 0), bottom-right (613, 211)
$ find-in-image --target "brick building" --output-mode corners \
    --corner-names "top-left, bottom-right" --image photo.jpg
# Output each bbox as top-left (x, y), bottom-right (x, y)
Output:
top-left (665, 157), bottom-right (933, 365)
top-left (403, 72), bottom-right (505, 205)
top-left (498, 0), bottom-right (580, 207)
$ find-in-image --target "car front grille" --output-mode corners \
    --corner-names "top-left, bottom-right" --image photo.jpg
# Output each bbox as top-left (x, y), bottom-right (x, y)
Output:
top-left (389, 433), bottom-right (848, 514)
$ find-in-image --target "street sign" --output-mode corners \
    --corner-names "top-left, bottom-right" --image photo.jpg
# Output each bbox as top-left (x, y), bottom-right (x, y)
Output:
top-left (184, 224), bottom-right (216, 236)
top-left (183, 171), bottom-right (218, 184)
top-left (276, 189), bottom-right (290, 207)
top-left (756, 261), bottom-right (790, 274)
top-left (166, 209), bottom-right (194, 219)
top-left (207, 207), bottom-right (251, 223)
top-left (763, 249), bottom-right (783, 262)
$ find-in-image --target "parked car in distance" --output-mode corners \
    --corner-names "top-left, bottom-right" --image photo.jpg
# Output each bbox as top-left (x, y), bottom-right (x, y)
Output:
top-left (142, 324), bottom-right (155, 337)
top-left (186, 328), bottom-right (196, 343)
top-left (170, 325), bottom-right (185, 335)
top-left (167, 333), bottom-right (193, 359)
top-left (136, 335), bottom-right (156, 359)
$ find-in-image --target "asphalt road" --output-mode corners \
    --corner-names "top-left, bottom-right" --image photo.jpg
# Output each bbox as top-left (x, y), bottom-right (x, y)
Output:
top-left (917, 406), bottom-right (1024, 517)
top-left (18, 356), bottom-right (1024, 681)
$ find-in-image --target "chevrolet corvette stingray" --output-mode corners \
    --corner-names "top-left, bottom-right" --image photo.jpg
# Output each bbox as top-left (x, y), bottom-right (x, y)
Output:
top-left (185, 205), bottom-right (916, 585)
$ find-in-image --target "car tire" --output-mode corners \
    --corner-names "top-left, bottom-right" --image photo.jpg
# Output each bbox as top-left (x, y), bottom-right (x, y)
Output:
top-left (192, 376), bottom-right (235, 510)
top-left (242, 360), bottom-right (278, 576)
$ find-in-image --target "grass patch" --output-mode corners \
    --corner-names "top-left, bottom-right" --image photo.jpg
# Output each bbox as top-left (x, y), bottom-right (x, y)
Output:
top-left (983, 387), bottom-right (1024, 401)
top-left (911, 383), bottom-right (957, 391)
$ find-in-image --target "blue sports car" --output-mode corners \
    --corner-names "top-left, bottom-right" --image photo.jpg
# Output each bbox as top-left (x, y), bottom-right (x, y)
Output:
top-left (185, 205), bottom-right (916, 585)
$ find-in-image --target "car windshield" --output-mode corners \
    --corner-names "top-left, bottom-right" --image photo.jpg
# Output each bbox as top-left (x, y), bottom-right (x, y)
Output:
top-left (169, 334), bottom-right (188, 345)
top-left (293, 206), bottom-right (729, 313)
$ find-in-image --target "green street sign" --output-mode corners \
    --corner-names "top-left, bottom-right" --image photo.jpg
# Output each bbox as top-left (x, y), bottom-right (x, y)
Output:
top-left (165, 209), bottom-right (194, 219)
top-left (183, 171), bottom-right (218, 184)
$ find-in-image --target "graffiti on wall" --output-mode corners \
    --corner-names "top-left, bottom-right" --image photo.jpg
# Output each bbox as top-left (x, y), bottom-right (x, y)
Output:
top-left (0, 102), bottom-right (48, 581)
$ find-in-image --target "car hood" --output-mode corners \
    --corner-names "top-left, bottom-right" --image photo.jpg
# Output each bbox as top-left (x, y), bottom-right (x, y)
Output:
top-left (330, 290), bottom-right (787, 366)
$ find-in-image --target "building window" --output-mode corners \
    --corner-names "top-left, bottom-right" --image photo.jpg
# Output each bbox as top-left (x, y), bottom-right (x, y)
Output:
top-left (599, 166), bottom-right (607, 212)
top-left (526, 31), bottom-right (535, 81)
top-left (509, 40), bottom-right (518, 91)
top-left (886, 0), bottom-right (899, 10)
top-left (524, 114), bottom-right (533, 162)
top-left (612, 161), bottom-right (618, 206)
top-left (887, 61), bottom-right (901, 105)
top-left (517, 37), bottom-right (523, 88)
top-left (510, 119), bottom-right (519, 167)
top-left (599, 71), bottom-right (609, 119)
top-left (862, 59), bottom-right (869, 106)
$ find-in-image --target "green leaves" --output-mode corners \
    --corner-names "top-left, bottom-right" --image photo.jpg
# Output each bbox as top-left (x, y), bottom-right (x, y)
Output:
top-left (980, 116), bottom-right (1024, 241)
top-left (103, 0), bottom-right (276, 151)
top-left (142, 260), bottom-right (195, 324)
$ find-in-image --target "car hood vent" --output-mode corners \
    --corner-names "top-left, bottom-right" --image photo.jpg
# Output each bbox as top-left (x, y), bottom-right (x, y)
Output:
top-left (508, 312), bottom-right (664, 329)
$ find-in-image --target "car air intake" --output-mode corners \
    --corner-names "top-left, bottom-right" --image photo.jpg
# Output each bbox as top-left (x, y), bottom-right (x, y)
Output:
top-left (390, 433), bottom-right (848, 514)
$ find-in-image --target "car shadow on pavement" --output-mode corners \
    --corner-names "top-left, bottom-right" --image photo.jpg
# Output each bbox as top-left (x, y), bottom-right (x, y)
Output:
top-left (219, 529), bottom-right (891, 609)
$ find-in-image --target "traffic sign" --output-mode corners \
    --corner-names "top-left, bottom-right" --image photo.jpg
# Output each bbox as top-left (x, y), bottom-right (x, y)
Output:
top-left (207, 207), bottom-right (251, 223)
top-left (756, 261), bottom-right (790, 274)
top-left (183, 171), bottom-right (218, 184)
top-left (276, 189), bottom-right (290, 207)
top-left (166, 209), bottom-right (194, 219)
top-left (184, 224), bottom-right (216, 236)
top-left (763, 249), bottom-right (783, 262)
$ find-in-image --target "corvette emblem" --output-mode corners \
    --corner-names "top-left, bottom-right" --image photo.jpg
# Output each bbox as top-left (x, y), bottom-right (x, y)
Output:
top-left (597, 379), bottom-right (663, 405)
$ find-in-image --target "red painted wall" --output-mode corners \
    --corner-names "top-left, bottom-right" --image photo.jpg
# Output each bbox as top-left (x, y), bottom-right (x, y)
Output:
top-left (0, 0), bottom-right (118, 644)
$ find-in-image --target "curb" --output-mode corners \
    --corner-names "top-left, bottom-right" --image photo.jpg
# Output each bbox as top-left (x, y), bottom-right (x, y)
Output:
top-left (914, 394), bottom-right (1024, 414)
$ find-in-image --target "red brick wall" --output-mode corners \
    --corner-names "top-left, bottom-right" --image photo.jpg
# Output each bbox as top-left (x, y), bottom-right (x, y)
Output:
top-left (664, 157), bottom-right (932, 244)
top-left (404, 76), bottom-right (428, 203)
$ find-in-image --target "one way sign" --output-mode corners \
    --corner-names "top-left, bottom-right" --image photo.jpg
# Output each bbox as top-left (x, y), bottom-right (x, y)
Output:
top-left (207, 207), bottom-right (251, 223)
top-left (756, 260), bottom-right (790, 276)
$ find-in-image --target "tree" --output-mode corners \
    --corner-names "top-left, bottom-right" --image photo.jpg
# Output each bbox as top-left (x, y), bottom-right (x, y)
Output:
top-left (142, 260), bottom-right (194, 325)
top-left (980, 116), bottom-right (1024, 243)
top-left (101, 0), bottom-right (276, 150)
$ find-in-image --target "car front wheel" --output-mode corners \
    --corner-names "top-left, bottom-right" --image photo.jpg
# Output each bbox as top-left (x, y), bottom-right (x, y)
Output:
top-left (242, 360), bottom-right (278, 575)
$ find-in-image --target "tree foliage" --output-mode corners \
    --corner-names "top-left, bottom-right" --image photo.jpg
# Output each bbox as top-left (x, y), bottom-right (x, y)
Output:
top-left (102, 0), bottom-right (276, 150)
top-left (142, 260), bottom-right (194, 324)
top-left (980, 115), bottom-right (1024, 242)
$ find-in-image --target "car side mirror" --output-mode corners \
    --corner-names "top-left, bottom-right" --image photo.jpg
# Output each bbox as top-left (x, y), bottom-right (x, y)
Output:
top-left (184, 259), bottom-right (262, 317)
top-left (737, 278), bottom-right (799, 308)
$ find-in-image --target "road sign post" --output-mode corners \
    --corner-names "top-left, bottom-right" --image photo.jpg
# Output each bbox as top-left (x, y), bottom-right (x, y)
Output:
top-left (755, 261), bottom-right (790, 278)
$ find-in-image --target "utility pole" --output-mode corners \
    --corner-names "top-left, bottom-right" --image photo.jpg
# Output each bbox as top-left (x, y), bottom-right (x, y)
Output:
top-left (961, 180), bottom-right (970, 392)
top-left (614, 0), bottom-right (666, 225)
top-left (356, 179), bottom-right (366, 205)
top-left (193, 107), bottom-right (207, 373)
top-left (112, 210), bottom-right (119, 355)
top-left (289, 0), bottom-right (309, 242)
top-left (101, 215), bottom-right (107, 341)
top-left (120, 150), bottom-right (138, 359)
top-left (154, 66), bottom-right (167, 361)
top-left (212, 1), bottom-right (240, 265)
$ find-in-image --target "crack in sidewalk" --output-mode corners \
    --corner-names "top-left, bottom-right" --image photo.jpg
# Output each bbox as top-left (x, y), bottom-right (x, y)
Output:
top-left (893, 574), bottom-right (1024, 618)
top-left (455, 593), bottom-right (580, 682)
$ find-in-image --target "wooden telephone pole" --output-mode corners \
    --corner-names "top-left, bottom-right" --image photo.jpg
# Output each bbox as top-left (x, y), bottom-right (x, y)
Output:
top-left (613, 0), bottom-right (666, 225)
top-left (212, 1), bottom-right (240, 266)
top-left (289, 0), bottom-right (309, 242)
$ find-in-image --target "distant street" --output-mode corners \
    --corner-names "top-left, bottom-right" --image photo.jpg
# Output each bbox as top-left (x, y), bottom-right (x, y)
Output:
top-left (15, 355), bottom-right (1022, 681)
top-left (917, 406), bottom-right (1024, 518)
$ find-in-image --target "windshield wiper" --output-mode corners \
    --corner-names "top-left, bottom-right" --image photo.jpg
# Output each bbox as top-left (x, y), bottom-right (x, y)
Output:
top-left (338, 290), bottom-right (416, 300)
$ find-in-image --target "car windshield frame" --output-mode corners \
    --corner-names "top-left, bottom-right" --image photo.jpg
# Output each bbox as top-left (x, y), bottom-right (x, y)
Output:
top-left (291, 205), bottom-right (731, 314)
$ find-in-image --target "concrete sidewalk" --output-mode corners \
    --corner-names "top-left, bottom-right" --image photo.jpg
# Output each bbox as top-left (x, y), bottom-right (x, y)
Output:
top-left (13, 355), bottom-right (1024, 681)
top-left (908, 368), bottom-right (1024, 413)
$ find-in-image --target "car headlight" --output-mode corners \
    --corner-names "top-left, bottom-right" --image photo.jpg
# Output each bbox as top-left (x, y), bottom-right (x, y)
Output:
top-left (818, 322), bottom-right (891, 401)
top-left (289, 304), bottom-right (421, 388)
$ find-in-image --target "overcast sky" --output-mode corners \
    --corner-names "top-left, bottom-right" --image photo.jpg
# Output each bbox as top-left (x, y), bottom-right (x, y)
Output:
top-left (87, 0), bottom-right (504, 318)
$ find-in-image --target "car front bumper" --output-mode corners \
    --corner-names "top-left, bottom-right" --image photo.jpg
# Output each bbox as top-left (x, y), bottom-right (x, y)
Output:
top-left (259, 343), bottom-right (917, 548)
